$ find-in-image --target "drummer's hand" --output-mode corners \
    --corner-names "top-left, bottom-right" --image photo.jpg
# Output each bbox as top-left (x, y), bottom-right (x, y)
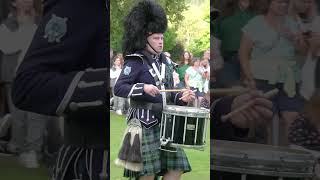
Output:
top-left (144, 84), bottom-right (160, 97)
top-left (180, 89), bottom-right (195, 103)
top-left (230, 90), bottom-right (273, 129)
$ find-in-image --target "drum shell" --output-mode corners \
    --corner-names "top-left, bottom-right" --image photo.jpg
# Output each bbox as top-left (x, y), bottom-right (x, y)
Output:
top-left (162, 115), bottom-right (206, 146)
top-left (160, 105), bottom-right (209, 149)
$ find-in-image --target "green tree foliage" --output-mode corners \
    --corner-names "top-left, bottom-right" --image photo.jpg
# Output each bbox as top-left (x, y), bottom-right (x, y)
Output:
top-left (168, 40), bottom-right (185, 62)
top-left (163, 27), bottom-right (178, 53)
top-left (176, 0), bottom-right (210, 58)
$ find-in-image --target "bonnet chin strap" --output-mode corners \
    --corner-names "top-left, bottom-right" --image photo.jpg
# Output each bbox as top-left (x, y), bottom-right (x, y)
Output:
top-left (147, 40), bottom-right (161, 55)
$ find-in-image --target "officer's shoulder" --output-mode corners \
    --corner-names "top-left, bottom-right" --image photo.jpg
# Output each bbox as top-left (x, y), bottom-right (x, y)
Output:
top-left (125, 53), bottom-right (145, 64)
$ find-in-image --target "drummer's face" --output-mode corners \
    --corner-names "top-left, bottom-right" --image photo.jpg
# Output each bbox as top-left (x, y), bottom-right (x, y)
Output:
top-left (146, 33), bottom-right (164, 55)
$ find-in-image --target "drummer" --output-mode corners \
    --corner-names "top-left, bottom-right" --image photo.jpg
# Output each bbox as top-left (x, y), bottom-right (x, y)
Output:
top-left (114, 1), bottom-right (195, 180)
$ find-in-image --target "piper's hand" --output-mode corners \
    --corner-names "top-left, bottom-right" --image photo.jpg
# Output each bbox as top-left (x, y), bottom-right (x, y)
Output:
top-left (180, 89), bottom-right (196, 103)
top-left (144, 84), bottom-right (160, 97)
top-left (230, 90), bottom-right (273, 128)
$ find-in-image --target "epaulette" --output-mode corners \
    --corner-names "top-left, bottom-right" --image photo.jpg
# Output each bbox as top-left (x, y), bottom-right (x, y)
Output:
top-left (125, 53), bottom-right (145, 63)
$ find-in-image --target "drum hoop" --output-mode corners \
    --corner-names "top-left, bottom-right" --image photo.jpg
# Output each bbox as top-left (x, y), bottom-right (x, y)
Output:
top-left (170, 143), bottom-right (206, 151)
top-left (212, 154), bottom-right (315, 169)
top-left (211, 165), bottom-right (314, 178)
top-left (212, 151), bottom-right (315, 163)
top-left (163, 106), bottom-right (209, 116)
top-left (162, 112), bottom-right (209, 118)
top-left (212, 140), bottom-right (316, 160)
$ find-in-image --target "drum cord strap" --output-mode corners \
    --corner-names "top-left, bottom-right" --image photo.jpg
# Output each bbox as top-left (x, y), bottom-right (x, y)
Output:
top-left (151, 60), bottom-right (167, 108)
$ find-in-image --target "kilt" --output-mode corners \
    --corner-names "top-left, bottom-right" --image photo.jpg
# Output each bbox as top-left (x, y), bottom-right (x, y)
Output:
top-left (124, 124), bottom-right (191, 178)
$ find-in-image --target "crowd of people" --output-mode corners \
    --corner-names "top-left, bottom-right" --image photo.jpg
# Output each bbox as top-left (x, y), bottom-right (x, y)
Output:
top-left (211, 1), bottom-right (320, 179)
top-left (211, 0), bottom-right (320, 155)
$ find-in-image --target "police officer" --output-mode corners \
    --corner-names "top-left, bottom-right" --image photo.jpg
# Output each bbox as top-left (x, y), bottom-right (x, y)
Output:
top-left (11, 0), bottom-right (109, 179)
top-left (114, 1), bottom-right (195, 180)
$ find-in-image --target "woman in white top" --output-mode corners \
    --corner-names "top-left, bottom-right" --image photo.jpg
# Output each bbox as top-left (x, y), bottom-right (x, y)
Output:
top-left (239, 0), bottom-right (308, 145)
top-left (110, 54), bottom-right (126, 115)
top-left (185, 57), bottom-right (206, 106)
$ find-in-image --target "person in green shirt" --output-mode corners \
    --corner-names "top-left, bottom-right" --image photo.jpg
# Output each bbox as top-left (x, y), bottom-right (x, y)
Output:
top-left (176, 51), bottom-right (192, 88)
top-left (213, 0), bottom-right (259, 88)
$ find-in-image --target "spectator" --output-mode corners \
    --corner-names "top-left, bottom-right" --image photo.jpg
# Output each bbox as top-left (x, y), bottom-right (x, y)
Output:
top-left (110, 54), bottom-right (126, 115)
top-left (289, 91), bottom-right (320, 151)
top-left (214, 0), bottom-right (256, 88)
top-left (164, 51), bottom-right (180, 87)
top-left (185, 57), bottom-right (206, 107)
top-left (239, 0), bottom-right (308, 145)
top-left (289, 0), bottom-right (317, 33)
top-left (176, 51), bottom-right (192, 88)
top-left (201, 57), bottom-right (210, 94)
top-left (300, 16), bottom-right (320, 102)
top-left (202, 49), bottom-right (211, 62)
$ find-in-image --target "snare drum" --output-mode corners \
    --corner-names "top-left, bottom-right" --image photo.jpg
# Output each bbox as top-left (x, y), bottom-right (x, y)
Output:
top-left (160, 105), bottom-right (209, 150)
top-left (211, 140), bottom-right (316, 179)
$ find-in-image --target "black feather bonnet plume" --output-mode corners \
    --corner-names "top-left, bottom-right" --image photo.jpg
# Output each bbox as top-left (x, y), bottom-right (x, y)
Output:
top-left (122, 0), bottom-right (168, 56)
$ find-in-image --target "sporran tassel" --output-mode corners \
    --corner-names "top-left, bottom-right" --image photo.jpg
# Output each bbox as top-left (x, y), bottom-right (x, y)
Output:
top-left (118, 132), bottom-right (131, 160)
top-left (127, 133), bottom-right (142, 163)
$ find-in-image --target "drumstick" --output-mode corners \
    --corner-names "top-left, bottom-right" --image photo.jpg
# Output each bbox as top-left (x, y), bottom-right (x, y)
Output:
top-left (221, 89), bottom-right (279, 122)
top-left (160, 89), bottom-right (186, 92)
top-left (210, 87), bottom-right (249, 96)
top-left (161, 87), bottom-right (248, 95)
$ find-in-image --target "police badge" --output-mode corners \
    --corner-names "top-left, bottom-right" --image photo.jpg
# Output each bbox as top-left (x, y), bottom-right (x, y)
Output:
top-left (44, 14), bottom-right (68, 43)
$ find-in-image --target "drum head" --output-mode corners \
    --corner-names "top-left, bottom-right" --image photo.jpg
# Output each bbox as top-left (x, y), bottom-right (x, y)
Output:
top-left (211, 140), bottom-right (315, 178)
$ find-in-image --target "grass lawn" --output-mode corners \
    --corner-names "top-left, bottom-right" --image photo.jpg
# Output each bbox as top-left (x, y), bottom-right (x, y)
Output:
top-left (0, 154), bottom-right (50, 180)
top-left (110, 111), bottom-right (210, 180)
